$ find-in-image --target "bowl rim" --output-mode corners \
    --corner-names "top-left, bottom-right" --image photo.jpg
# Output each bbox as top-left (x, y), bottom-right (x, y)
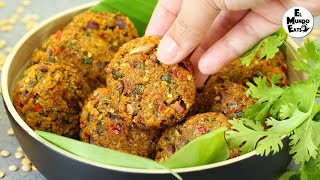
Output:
top-left (1, 1), bottom-right (299, 175)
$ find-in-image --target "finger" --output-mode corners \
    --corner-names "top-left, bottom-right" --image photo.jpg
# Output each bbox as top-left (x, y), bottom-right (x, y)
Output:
top-left (280, 0), bottom-right (320, 16)
top-left (198, 1), bottom-right (286, 75)
top-left (212, 0), bottom-right (267, 10)
top-left (190, 10), bottom-right (248, 88)
top-left (191, 47), bottom-right (210, 88)
top-left (157, 0), bottom-right (220, 65)
top-left (145, 0), bottom-right (182, 36)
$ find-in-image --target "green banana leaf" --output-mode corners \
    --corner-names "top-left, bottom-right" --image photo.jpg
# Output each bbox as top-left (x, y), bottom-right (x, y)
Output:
top-left (162, 127), bottom-right (230, 168)
top-left (36, 130), bottom-right (181, 180)
top-left (91, 0), bottom-right (158, 36)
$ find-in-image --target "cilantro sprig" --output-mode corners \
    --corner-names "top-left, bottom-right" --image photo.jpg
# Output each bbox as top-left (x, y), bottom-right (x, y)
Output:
top-left (227, 39), bottom-right (320, 178)
top-left (239, 29), bottom-right (287, 66)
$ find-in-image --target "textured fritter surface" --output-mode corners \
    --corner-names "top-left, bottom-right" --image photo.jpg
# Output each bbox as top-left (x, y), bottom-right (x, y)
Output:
top-left (31, 29), bottom-right (113, 89)
top-left (79, 88), bottom-right (160, 158)
top-left (106, 36), bottom-right (196, 129)
top-left (207, 52), bottom-right (289, 87)
top-left (66, 11), bottom-right (139, 52)
top-left (155, 112), bottom-right (238, 162)
top-left (13, 63), bottom-right (90, 138)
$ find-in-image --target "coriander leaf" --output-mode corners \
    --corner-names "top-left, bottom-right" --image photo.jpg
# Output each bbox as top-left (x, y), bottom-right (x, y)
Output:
top-left (289, 120), bottom-right (319, 163)
top-left (239, 42), bottom-right (262, 66)
top-left (259, 35), bottom-right (285, 60)
top-left (279, 103), bottom-right (295, 120)
top-left (242, 103), bottom-right (272, 122)
top-left (270, 74), bottom-right (283, 85)
top-left (227, 119), bottom-right (266, 153)
top-left (300, 154), bottom-right (320, 180)
top-left (239, 28), bottom-right (286, 66)
top-left (243, 76), bottom-right (285, 122)
top-left (278, 170), bottom-right (300, 180)
top-left (246, 76), bottom-right (284, 103)
top-left (162, 127), bottom-right (230, 168)
top-left (290, 40), bottom-right (320, 79)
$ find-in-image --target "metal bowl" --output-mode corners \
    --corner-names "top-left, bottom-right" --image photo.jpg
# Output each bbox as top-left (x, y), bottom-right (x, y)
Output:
top-left (2, 2), bottom-right (299, 180)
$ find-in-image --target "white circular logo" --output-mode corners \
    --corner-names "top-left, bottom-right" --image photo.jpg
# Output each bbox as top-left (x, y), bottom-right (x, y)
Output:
top-left (282, 7), bottom-right (313, 38)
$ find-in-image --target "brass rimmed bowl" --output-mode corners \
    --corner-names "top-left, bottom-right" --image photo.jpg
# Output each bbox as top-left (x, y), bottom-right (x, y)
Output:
top-left (2, 2), bottom-right (300, 180)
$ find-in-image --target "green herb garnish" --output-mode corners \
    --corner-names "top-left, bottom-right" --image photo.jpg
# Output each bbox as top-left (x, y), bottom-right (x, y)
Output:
top-left (227, 39), bottom-right (320, 179)
top-left (239, 29), bottom-right (286, 66)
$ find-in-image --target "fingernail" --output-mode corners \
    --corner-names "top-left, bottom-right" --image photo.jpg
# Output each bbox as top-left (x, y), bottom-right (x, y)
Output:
top-left (198, 55), bottom-right (219, 75)
top-left (157, 35), bottom-right (179, 64)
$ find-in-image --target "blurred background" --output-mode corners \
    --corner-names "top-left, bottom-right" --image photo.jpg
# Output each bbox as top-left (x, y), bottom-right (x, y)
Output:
top-left (0, 1), bottom-right (319, 179)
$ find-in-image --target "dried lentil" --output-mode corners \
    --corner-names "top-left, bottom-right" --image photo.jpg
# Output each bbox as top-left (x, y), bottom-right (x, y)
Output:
top-left (22, 157), bottom-right (31, 165)
top-left (15, 151), bottom-right (24, 159)
top-left (7, 128), bottom-right (14, 135)
top-left (0, 150), bottom-right (11, 157)
top-left (22, 165), bottom-right (31, 172)
top-left (8, 165), bottom-right (18, 171)
top-left (0, 171), bottom-right (5, 178)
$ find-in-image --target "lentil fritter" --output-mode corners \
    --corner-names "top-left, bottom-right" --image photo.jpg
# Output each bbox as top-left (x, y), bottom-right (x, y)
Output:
top-left (207, 52), bottom-right (289, 87)
top-left (13, 63), bottom-right (90, 138)
top-left (80, 88), bottom-right (160, 158)
top-left (66, 11), bottom-right (138, 52)
top-left (31, 29), bottom-right (113, 89)
top-left (106, 36), bottom-right (196, 129)
top-left (155, 112), bottom-right (239, 162)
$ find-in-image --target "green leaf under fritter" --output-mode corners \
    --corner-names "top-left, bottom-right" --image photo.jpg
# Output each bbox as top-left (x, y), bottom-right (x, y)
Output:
top-left (91, 0), bottom-right (157, 36)
top-left (35, 130), bottom-right (182, 180)
top-left (162, 127), bottom-right (230, 168)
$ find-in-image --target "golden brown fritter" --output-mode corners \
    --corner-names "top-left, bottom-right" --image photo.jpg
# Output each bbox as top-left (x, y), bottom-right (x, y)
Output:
top-left (13, 63), bottom-right (90, 138)
top-left (65, 11), bottom-right (139, 52)
top-left (207, 52), bottom-right (289, 87)
top-left (31, 29), bottom-right (113, 89)
top-left (155, 112), bottom-right (238, 162)
top-left (79, 88), bottom-right (160, 158)
top-left (106, 36), bottom-right (196, 129)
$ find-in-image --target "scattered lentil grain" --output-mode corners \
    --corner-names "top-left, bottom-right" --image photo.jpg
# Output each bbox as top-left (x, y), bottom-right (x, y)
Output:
top-left (0, 40), bottom-right (6, 48)
top-left (0, 150), bottom-right (11, 157)
top-left (16, 6), bottom-right (24, 14)
top-left (31, 165), bottom-right (37, 171)
top-left (0, 171), bottom-right (5, 178)
top-left (17, 147), bottom-right (23, 152)
top-left (7, 128), bottom-right (14, 135)
top-left (22, 157), bottom-right (31, 165)
top-left (15, 151), bottom-right (24, 159)
top-left (22, 165), bottom-right (31, 172)
top-left (0, 1), bottom-right (5, 8)
top-left (6, 47), bottom-right (12, 53)
top-left (21, 0), bottom-right (31, 6)
top-left (8, 165), bottom-right (18, 171)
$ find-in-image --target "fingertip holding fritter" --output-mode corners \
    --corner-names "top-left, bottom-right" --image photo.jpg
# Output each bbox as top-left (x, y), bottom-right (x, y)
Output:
top-left (106, 36), bottom-right (196, 129)
top-left (155, 112), bottom-right (238, 163)
top-left (79, 88), bottom-right (160, 158)
top-left (13, 63), bottom-right (91, 138)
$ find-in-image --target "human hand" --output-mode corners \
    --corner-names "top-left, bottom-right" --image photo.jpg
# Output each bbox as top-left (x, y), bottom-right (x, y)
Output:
top-left (145, 0), bottom-right (320, 87)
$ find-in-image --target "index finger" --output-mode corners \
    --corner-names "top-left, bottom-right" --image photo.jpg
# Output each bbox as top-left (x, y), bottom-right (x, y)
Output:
top-left (145, 0), bottom-right (182, 37)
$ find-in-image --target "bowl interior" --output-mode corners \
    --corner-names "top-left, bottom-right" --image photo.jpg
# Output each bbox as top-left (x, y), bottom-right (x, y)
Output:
top-left (1, 1), bottom-right (305, 175)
